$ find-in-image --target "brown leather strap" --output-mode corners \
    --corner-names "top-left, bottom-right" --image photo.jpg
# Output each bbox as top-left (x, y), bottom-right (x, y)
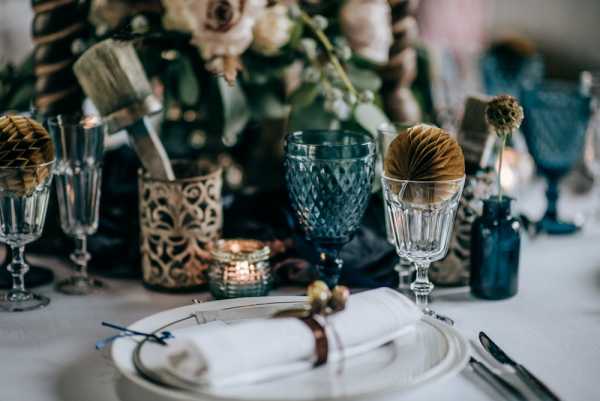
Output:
top-left (300, 316), bottom-right (328, 367)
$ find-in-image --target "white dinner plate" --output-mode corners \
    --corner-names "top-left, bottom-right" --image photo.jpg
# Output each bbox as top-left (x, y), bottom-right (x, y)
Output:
top-left (112, 296), bottom-right (469, 401)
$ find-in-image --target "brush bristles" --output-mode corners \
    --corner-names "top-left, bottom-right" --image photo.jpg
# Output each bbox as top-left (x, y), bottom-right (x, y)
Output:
top-left (73, 39), bottom-right (153, 117)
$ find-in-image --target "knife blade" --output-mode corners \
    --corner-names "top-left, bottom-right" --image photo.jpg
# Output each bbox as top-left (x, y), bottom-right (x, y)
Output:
top-left (469, 357), bottom-right (528, 401)
top-left (479, 331), bottom-right (562, 401)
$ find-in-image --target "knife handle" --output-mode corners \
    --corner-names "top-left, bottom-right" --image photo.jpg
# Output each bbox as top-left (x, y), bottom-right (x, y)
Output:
top-left (470, 358), bottom-right (527, 401)
top-left (514, 364), bottom-right (562, 401)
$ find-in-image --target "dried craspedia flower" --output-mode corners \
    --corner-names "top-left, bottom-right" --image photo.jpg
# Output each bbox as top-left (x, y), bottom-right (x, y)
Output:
top-left (485, 94), bottom-right (524, 134)
top-left (0, 115), bottom-right (55, 195)
top-left (384, 124), bottom-right (464, 182)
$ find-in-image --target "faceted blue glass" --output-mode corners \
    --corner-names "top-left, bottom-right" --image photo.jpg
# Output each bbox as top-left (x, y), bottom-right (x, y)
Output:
top-left (521, 81), bottom-right (591, 234)
top-left (284, 130), bottom-right (375, 287)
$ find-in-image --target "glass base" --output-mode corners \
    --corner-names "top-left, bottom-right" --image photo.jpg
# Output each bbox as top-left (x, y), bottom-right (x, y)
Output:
top-left (537, 216), bottom-right (581, 235)
top-left (0, 290), bottom-right (49, 312)
top-left (56, 275), bottom-right (105, 295)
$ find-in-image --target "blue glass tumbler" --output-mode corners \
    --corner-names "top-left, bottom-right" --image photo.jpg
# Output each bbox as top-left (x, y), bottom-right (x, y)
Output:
top-left (284, 130), bottom-right (375, 288)
top-left (470, 196), bottom-right (521, 300)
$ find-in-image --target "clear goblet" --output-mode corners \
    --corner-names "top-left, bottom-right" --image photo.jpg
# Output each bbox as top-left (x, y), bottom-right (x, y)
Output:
top-left (47, 115), bottom-right (106, 295)
top-left (0, 161), bottom-right (54, 312)
top-left (378, 122), bottom-right (416, 293)
top-left (382, 176), bottom-right (464, 323)
top-left (284, 130), bottom-right (375, 288)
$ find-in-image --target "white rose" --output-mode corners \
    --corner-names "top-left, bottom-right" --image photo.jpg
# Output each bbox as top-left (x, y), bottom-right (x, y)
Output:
top-left (252, 5), bottom-right (294, 56)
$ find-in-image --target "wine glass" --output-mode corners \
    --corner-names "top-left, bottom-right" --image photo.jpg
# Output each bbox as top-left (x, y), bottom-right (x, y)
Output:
top-left (521, 81), bottom-right (591, 235)
top-left (378, 122), bottom-right (415, 293)
top-left (382, 176), bottom-right (464, 323)
top-left (0, 161), bottom-right (55, 312)
top-left (47, 115), bottom-right (106, 295)
top-left (284, 130), bottom-right (375, 288)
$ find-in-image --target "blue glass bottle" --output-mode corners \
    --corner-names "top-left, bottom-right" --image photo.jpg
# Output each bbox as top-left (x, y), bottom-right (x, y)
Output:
top-left (470, 196), bottom-right (520, 299)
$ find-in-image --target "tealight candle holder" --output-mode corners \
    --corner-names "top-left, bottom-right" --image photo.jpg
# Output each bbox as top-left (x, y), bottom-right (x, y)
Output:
top-left (208, 239), bottom-right (272, 299)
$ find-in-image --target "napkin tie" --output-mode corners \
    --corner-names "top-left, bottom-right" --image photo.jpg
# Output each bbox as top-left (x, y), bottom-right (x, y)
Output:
top-left (300, 316), bottom-right (329, 367)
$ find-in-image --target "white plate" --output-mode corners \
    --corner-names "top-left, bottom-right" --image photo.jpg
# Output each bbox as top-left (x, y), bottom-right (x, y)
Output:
top-left (112, 296), bottom-right (469, 401)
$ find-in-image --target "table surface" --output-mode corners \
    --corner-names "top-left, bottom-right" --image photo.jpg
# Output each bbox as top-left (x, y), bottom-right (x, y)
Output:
top-left (1, 180), bottom-right (599, 401)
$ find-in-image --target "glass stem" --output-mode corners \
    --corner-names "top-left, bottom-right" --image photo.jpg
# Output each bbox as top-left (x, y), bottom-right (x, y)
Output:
top-left (315, 244), bottom-right (343, 289)
top-left (410, 261), bottom-right (434, 315)
top-left (70, 235), bottom-right (90, 279)
top-left (8, 245), bottom-right (28, 293)
top-left (544, 175), bottom-right (560, 221)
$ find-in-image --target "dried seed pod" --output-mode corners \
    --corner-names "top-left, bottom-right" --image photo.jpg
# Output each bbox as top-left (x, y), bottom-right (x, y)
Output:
top-left (307, 280), bottom-right (331, 314)
top-left (330, 285), bottom-right (350, 312)
top-left (485, 95), bottom-right (524, 135)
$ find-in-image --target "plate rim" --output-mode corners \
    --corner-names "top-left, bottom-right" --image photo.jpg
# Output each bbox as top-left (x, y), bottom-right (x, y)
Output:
top-left (112, 296), bottom-right (470, 401)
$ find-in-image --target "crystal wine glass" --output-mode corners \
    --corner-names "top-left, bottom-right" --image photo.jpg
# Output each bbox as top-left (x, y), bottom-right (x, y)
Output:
top-left (284, 130), bottom-right (375, 288)
top-left (378, 122), bottom-right (415, 293)
top-left (0, 161), bottom-right (55, 312)
top-left (382, 176), bottom-right (464, 323)
top-left (47, 115), bottom-right (106, 295)
top-left (521, 81), bottom-right (591, 235)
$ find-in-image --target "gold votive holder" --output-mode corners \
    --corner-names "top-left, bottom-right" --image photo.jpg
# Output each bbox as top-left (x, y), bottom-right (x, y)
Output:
top-left (139, 160), bottom-right (223, 292)
top-left (208, 239), bottom-right (272, 299)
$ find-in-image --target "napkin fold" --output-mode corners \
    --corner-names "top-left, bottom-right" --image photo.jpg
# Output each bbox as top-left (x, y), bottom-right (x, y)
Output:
top-left (159, 288), bottom-right (420, 388)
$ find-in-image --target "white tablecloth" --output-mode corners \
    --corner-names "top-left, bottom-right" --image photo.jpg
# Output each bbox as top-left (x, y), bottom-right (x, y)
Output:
top-left (1, 180), bottom-right (599, 401)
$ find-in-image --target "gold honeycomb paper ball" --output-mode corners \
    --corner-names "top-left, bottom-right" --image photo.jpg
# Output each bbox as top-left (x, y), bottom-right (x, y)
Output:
top-left (384, 124), bottom-right (465, 181)
top-left (0, 115), bottom-right (55, 195)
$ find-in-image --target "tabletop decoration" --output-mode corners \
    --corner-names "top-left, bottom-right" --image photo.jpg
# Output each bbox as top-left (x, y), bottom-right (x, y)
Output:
top-left (382, 123), bottom-right (464, 323)
top-left (73, 38), bottom-right (175, 181)
top-left (284, 130), bottom-right (375, 288)
top-left (208, 239), bottom-right (272, 299)
top-left (139, 160), bottom-right (222, 291)
top-left (521, 81), bottom-right (591, 234)
top-left (31, 0), bottom-right (86, 115)
top-left (470, 95), bottom-right (524, 299)
top-left (48, 115), bottom-right (107, 295)
top-left (431, 96), bottom-right (495, 286)
top-left (0, 114), bottom-right (55, 312)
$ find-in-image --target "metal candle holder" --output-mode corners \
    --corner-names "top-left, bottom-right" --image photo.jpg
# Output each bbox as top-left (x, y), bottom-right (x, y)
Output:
top-left (139, 160), bottom-right (222, 291)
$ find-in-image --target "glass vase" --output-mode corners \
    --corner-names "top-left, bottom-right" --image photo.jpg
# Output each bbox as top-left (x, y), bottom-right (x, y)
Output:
top-left (470, 196), bottom-right (520, 300)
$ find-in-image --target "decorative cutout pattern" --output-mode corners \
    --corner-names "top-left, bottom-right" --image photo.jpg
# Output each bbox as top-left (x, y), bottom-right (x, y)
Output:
top-left (139, 167), bottom-right (222, 289)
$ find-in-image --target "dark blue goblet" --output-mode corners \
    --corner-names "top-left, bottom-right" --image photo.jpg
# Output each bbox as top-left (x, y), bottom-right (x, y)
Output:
top-left (481, 48), bottom-right (544, 97)
top-left (284, 130), bottom-right (375, 288)
top-left (521, 81), bottom-right (591, 235)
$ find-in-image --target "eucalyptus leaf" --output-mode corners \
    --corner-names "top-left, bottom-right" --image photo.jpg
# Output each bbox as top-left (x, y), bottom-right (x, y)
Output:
top-left (289, 98), bottom-right (338, 132)
top-left (289, 83), bottom-right (320, 109)
top-left (218, 78), bottom-right (250, 143)
top-left (178, 56), bottom-right (200, 106)
top-left (353, 102), bottom-right (389, 137)
top-left (347, 64), bottom-right (382, 92)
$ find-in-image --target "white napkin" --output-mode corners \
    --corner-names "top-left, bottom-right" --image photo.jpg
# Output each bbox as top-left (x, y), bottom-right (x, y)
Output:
top-left (160, 288), bottom-right (420, 388)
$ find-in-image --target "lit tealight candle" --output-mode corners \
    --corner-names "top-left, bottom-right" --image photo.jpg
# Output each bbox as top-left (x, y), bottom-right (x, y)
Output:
top-left (208, 239), bottom-right (272, 299)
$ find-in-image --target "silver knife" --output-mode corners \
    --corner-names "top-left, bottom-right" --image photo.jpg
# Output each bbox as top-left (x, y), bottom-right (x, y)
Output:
top-left (479, 331), bottom-right (562, 401)
top-left (469, 357), bottom-right (528, 401)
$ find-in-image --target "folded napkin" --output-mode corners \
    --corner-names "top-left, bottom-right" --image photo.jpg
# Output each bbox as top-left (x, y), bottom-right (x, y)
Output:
top-left (159, 288), bottom-right (420, 388)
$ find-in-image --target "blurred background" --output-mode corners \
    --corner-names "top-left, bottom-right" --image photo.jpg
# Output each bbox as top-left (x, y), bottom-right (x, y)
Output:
top-left (3, 0), bottom-right (600, 75)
